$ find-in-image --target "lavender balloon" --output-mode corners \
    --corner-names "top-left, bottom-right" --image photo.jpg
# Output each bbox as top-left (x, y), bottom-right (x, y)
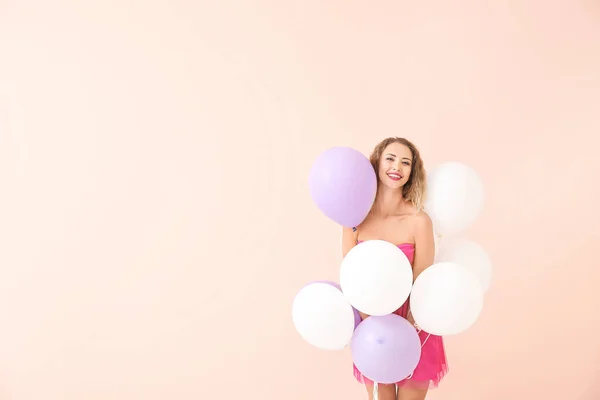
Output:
top-left (351, 314), bottom-right (421, 384)
top-left (308, 147), bottom-right (377, 228)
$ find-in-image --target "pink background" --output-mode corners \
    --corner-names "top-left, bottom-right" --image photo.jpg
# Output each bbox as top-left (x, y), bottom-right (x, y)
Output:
top-left (1, 1), bottom-right (599, 399)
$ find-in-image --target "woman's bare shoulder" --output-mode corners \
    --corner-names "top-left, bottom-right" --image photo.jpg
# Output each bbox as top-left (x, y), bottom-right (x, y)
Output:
top-left (412, 209), bottom-right (433, 234)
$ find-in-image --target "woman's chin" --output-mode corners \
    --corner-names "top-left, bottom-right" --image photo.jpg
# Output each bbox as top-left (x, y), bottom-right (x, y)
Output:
top-left (380, 180), bottom-right (404, 190)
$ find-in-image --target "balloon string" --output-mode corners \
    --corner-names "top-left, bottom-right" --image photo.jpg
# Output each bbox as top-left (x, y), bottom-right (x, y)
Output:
top-left (372, 382), bottom-right (378, 400)
top-left (404, 329), bottom-right (431, 380)
top-left (408, 308), bottom-right (431, 348)
top-left (415, 328), bottom-right (431, 348)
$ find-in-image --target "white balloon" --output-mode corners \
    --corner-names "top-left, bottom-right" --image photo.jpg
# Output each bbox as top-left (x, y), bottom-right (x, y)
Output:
top-left (340, 240), bottom-right (413, 316)
top-left (433, 233), bottom-right (442, 258)
top-left (435, 237), bottom-right (492, 292)
top-left (292, 282), bottom-right (356, 350)
top-left (425, 162), bottom-right (484, 236)
top-left (410, 262), bottom-right (484, 336)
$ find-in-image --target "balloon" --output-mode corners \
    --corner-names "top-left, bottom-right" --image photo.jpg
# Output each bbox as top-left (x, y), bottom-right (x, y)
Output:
top-left (410, 262), bottom-right (484, 335)
top-left (351, 314), bottom-right (421, 384)
top-left (292, 281), bottom-right (358, 350)
top-left (308, 147), bottom-right (377, 228)
top-left (425, 162), bottom-right (484, 236)
top-left (433, 233), bottom-right (442, 257)
top-left (313, 280), bottom-right (362, 329)
top-left (340, 240), bottom-right (413, 316)
top-left (435, 237), bottom-right (492, 292)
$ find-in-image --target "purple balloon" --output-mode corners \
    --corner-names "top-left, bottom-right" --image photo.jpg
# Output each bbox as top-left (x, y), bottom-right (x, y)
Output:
top-left (351, 314), bottom-right (421, 384)
top-left (309, 147), bottom-right (377, 228)
top-left (309, 280), bottom-right (361, 329)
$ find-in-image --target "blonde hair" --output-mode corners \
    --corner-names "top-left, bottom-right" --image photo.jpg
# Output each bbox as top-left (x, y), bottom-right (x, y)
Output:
top-left (369, 137), bottom-right (427, 211)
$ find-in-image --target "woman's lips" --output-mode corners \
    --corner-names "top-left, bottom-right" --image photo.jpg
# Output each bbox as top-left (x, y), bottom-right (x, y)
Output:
top-left (387, 173), bottom-right (402, 181)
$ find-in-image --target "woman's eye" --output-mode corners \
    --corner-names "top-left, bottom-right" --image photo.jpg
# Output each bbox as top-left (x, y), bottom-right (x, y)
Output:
top-left (386, 157), bottom-right (394, 161)
top-left (402, 161), bottom-right (410, 166)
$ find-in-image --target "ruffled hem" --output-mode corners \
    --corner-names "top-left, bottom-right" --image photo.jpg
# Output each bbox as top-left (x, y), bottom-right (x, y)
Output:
top-left (397, 360), bottom-right (448, 390)
top-left (353, 361), bottom-right (448, 390)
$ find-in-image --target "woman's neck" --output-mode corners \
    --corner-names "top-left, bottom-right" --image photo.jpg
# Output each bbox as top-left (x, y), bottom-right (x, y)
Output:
top-left (371, 185), bottom-right (405, 218)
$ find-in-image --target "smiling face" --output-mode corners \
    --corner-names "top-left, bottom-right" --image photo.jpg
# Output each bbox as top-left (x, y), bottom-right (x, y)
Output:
top-left (377, 142), bottom-right (413, 189)
top-left (369, 137), bottom-right (427, 210)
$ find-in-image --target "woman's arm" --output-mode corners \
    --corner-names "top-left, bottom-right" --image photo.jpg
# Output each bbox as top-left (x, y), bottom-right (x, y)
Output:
top-left (411, 212), bottom-right (436, 281)
top-left (407, 212), bottom-right (436, 327)
top-left (341, 226), bottom-right (358, 258)
top-left (341, 227), bottom-right (369, 320)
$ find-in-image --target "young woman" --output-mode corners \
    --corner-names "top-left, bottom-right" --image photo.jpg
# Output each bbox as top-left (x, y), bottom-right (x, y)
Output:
top-left (342, 137), bottom-right (448, 400)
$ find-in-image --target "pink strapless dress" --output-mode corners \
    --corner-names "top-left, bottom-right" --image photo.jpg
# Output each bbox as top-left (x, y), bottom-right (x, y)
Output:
top-left (352, 242), bottom-right (448, 389)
